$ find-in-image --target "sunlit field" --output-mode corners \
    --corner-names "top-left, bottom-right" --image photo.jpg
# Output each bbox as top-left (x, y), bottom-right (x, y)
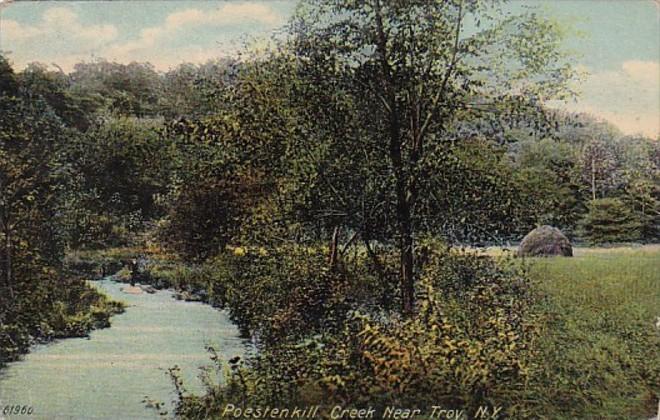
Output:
top-left (526, 245), bottom-right (659, 419)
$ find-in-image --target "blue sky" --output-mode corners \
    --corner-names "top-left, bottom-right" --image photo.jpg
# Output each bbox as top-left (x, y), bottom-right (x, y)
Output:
top-left (0, 0), bottom-right (658, 137)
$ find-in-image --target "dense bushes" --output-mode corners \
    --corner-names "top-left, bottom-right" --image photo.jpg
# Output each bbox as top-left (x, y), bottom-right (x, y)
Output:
top-left (166, 245), bottom-right (659, 419)
top-left (157, 181), bottom-right (247, 262)
top-left (0, 56), bottom-right (125, 367)
top-left (204, 246), bottom-right (372, 342)
top-left (170, 247), bottom-right (543, 418)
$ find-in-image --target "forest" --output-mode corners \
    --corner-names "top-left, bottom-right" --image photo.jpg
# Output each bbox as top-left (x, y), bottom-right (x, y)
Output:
top-left (0, 1), bottom-right (658, 419)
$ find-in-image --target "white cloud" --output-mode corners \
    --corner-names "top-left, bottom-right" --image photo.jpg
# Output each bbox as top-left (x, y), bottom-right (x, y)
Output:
top-left (2, 19), bottom-right (42, 40)
top-left (622, 60), bottom-right (659, 84)
top-left (102, 3), bottom-right (283, 66)
top-left (554, 60), bottom-right (659, 138)
top-left (168, 4), bottom-right (281, 28)
top-left (1, 3), bottom-right (284, 72)
top-left (2, 7), bottom-right (118, 46)
top-left (165, 9), bottom-right (206, 28)
top-left (566, 103), bottom-right (659, 138)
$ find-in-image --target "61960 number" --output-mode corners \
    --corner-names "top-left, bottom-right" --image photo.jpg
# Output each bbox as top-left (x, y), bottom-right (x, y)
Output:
top-left (2, 405), bottom-right (34, 416)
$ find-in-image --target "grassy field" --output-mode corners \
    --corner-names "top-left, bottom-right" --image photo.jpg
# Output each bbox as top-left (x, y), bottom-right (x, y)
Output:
top-left (66, 245), bottom-right (659, 418)
top-left (524, 245), bottom-right (660, 419)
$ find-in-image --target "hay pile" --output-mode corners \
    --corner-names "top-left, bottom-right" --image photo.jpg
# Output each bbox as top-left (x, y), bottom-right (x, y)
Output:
top-left (518, 225), bottom-right (572, 257)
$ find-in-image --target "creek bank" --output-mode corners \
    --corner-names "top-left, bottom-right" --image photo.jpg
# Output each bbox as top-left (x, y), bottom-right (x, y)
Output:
top-left (66, 249), bottom-right (220, 305)
top-left (0, 274), bottom-right (124, 368)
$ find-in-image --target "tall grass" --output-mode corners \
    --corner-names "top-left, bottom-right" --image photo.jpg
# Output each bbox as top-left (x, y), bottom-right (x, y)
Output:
top-left (526, 246), bottom-right (660, 419)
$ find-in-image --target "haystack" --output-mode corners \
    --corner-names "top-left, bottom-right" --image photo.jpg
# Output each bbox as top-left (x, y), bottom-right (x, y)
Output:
top-left (518, 225), bottom-right (572, 257)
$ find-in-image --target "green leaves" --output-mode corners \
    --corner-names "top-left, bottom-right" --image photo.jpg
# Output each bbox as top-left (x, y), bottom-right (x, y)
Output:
top-left (579, 198), bottom-right (644, 244)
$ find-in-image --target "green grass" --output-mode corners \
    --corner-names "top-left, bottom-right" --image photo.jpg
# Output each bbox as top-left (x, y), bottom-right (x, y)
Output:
top-left (526, 245), bottom-right (660, 419)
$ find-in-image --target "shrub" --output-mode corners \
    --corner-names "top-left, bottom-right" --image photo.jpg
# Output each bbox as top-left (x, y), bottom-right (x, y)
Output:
top-left (206, 245), bottom-right (360, 342)
top-left (157, 176), bottom-right (260, 262)
top-left (0, 274), bottom-right (124, 366)
top-left (171, 247), bottom-right (542, 418)
top-left (579, 198), bottom-right (642, 244)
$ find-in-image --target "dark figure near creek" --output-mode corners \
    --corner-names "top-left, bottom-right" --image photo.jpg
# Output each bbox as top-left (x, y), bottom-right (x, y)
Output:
top-left (129, 259), bottom-right (138, 286)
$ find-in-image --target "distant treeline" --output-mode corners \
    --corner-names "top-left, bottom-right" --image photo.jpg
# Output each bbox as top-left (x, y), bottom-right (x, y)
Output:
top-left (3, 54), bottom-right (657, 256)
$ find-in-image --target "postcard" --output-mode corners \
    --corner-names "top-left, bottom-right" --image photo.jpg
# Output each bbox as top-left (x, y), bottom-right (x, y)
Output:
top-left (0, 1), bottom-right (658, 419)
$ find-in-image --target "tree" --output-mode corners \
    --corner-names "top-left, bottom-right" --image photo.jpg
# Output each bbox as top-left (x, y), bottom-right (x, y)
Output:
top-left (619, 136), bottom-right (660, 241)
top-left (510, 137), bottom-right (582, 233)
top-left (58, 116), bottom-right (172, 249)
top-left (289, 0), bottom-right (576, 314)
top-left (579, 198), bottom-right (642, 244)
top-left (18, 63), bottom-right (92, 131)
top-left (0, 56), bottom-right (19, 96)
top-left (579, 138), bottom-right (621, 201)
top-left (0, 78), bottom-right (66, 298)
top-left (68, 60), bottom-right (161, 118)
top-left (159, 59), bottom-right (235, 119)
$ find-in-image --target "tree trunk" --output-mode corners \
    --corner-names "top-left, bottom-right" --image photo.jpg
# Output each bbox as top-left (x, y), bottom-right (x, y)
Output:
top-left (363, 237), bottom-right (386, 283)
top-left (328, 226), bottom-right (340, 271)
top-left (591, 156), bottom-right (596, 201)
top-left (373, 0), bottom-right (416, 315)
top-left (4, 225), bottom-right (14, 299)
top-left (390, 121), bottom-right (416, 315)
top-left (400, 218), bottom-right (415, 315)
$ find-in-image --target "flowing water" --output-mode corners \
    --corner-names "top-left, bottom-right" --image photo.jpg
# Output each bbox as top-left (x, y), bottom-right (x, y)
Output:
top-left (0, 278), bottom-right (247, 419)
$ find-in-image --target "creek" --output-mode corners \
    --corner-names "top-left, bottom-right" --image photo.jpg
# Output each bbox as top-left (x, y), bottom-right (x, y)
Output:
top-left (0, 278), bottom-right (246, 419)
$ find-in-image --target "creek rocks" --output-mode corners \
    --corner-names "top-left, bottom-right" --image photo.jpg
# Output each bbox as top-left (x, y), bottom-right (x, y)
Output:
top-left (120, 285), bottom-right (143, 295)
top-left (174, 290), bottom-right (203, 302)
top-left (139, 285), bottom-right (157, 294)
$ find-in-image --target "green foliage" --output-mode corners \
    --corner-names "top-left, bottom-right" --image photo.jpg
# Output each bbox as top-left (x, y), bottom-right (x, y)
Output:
top-left (19, 63), bottom-right (93, 131)
top-left (205, 245), bottom-right (363, 342)
top-left (169, 246), bottom-right (660, 420)
top-left (159, 60), bottom-right (235, 119)
top-left (0, 55), bottom-right (19, 95)
top-left (0, 65), bottom-right (69, 287)
top-left (59, 116), bottom-right (172, 249)
top-left (420, 138), bottom-right (534, 242)
top-left (510, 137), bottom-right (583, 232)
top-left (171, 249), bottom-right (541, 417)
top-left (0, 56), bottom-right (124, 367)
top-left (504, 114), bottom-right (659, 239)
top-left (286, 0), bottom-right (578, 312)
top-left (157, 178), bottom-right (251, 262)
top-left (68, 60), bottom-right (162, 118)
top-left (579, 198), bottom-right (643, 244)
top-left (74, 117), bottom-right (169, 217)
top-left (63, 247), bottom-right (142, 278)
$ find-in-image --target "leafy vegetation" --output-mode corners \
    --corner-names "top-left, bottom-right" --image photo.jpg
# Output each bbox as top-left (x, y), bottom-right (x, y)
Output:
top-left (579, 197), bottom-right (644, 244)
top-left (0, 56), bottom-right (124, 366)
top-left (171, 248), bottom-right (541, 418)
top-left (0, 0), bottom-right (658, 417)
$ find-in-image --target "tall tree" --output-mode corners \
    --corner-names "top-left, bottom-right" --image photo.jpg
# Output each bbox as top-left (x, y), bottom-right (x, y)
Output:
top-left (289, 0), bottom-right (576, 314)
top-left (0, 86), bottom-right (65, 298)
top-left (579, 138), bottom-right (621, 201)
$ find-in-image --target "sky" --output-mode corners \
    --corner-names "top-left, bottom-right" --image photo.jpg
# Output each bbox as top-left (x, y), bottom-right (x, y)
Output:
top-left (0, 0), bottom-right (658, 137)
